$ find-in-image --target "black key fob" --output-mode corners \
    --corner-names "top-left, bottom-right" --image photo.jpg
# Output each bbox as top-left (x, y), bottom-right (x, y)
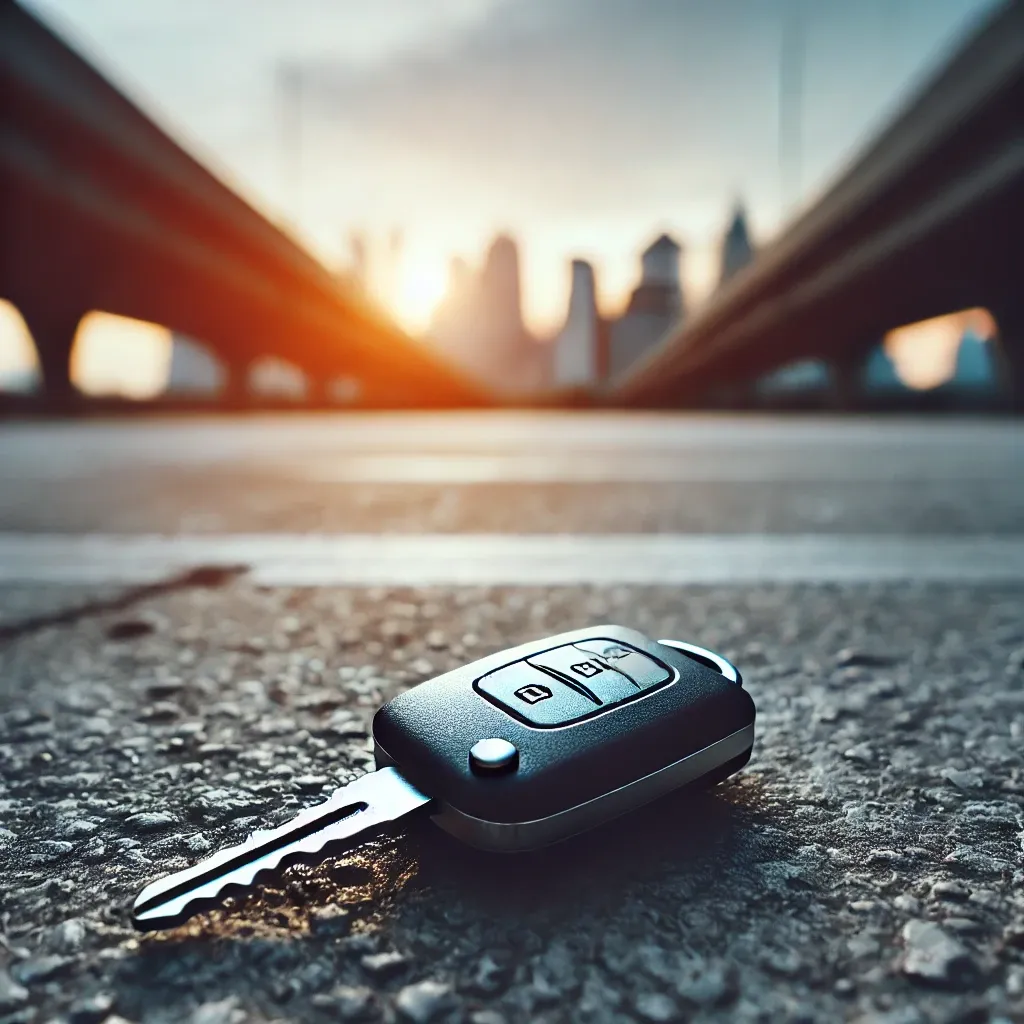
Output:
top-left (373, 625), bottom-right (754, 851)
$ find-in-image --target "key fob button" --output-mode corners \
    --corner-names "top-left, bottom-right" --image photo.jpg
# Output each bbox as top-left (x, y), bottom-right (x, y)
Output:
top-left (526, 646), bottom-right (638, 704)
top-left (475, 662), bottom-right (597, 727)
top-left (469, 738), bottom-right (519, 774)
top-left (572, 670), bottom-right (638, 705)
top-left (573, 639), bottom-right (672, 690)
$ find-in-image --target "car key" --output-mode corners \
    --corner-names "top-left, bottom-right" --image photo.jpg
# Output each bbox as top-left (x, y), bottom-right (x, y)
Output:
top-left (132, 625), bottom-right (755, 931)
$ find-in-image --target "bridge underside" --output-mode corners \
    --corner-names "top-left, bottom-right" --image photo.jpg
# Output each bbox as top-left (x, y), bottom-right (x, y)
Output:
top-left (611, 0), bottom-right (1024, 411)
top-left (0, 0), bottom-right (489, 412)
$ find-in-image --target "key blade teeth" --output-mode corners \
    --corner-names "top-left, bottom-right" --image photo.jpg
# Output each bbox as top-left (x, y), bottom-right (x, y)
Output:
top-left (132, 824), bottom-right (348, 929)
top-left (130, 767), bottom-right (431, 932)
top-left (131, 806), bottom-right (366, 931)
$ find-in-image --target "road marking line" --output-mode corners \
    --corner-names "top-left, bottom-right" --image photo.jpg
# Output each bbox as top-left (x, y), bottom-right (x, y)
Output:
top-left (2, 449), bottom-right (1018, 484)
top-left (1, 534), bottom-right (1022, 585)
top-left (288, 450), bottom-right (1021, 483)
top-left (0, 417), bottom-right (1020, 482)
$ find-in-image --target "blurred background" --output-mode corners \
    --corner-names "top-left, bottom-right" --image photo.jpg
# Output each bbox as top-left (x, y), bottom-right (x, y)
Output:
top-left (1, 0), bottom-right (1021, 413)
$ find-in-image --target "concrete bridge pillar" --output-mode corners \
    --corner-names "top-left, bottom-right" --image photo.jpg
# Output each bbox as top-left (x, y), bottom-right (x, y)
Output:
top-left (20, 304), bottom-right (83, 410)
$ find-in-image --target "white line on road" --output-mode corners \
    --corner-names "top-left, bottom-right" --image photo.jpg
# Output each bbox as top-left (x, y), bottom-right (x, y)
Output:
top-left (291, 450), bottom-right (1020, 483)
top-left (1, 534), bottom-right (1022, 586)
top-left (1, 415), bottom-right (1020, 483)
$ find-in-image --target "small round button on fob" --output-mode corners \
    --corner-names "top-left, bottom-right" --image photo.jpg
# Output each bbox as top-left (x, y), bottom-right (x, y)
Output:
top-left (469, 738), bottom-right (519, 774)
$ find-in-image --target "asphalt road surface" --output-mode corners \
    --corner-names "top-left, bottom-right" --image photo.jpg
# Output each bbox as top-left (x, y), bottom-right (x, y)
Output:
top-left (0, 412), bottom-right (1022, 1024)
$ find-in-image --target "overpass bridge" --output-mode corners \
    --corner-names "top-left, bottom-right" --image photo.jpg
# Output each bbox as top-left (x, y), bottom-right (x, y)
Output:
top-left (0, 0), bottom-right (490, 409)
top-left (612, 0), bottom-right (1024, 409)
top-left (4, 0), bottom-right (1021, 413)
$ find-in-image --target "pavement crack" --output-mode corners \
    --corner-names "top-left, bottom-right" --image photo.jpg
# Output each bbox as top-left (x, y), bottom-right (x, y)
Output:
top-left (0, 563), bottom-right (249, 644)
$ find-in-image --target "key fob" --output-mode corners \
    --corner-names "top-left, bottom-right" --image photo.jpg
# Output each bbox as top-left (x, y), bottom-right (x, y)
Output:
top-left (132, 626), bottom-right (754, 931)
top-left (372, 625), bottom-right (755, 851)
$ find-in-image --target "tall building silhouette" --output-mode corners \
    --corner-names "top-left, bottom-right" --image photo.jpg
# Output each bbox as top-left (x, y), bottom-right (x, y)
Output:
top-left (553, 260), bottom-right (601, 387)
top-left (607, 234), bottom-right (685, 380)
top-left (428, 235), bottom-right (548, 393)
top-left (478, 234), bottom-right (525, 345)
top-left (718, 202), bottom-right (755, 287)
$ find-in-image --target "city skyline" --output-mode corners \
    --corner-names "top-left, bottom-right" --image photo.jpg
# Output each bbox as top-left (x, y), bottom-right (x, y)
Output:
top-left (0, 213), bottom-right (991, 400)
top-left (20, 0), bottom-right (1000, 334)
top-left (0, 0), bottom-right (1004, 396)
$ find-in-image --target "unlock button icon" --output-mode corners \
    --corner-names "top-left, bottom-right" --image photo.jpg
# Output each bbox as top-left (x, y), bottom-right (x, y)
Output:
top-left (514, 683), bottom-right (553, 705)
top-left (475, 662), bottom-right (606, 726)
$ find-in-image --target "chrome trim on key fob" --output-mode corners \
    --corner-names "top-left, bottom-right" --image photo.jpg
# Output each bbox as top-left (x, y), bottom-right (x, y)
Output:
top-left (386, 723), bottom-right (754, 852)
top-left (657, 639), bottom-right (743, 686)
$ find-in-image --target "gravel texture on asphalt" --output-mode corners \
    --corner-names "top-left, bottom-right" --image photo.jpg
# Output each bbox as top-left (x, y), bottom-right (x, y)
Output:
top-left (0, 580), bottom-right (1023, 1024)
top-left (2, 472), bottom-right (1024, 536)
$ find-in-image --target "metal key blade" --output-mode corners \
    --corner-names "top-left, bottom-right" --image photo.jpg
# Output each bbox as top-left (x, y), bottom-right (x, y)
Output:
top-left (132, 767), bottom-right (432, 932)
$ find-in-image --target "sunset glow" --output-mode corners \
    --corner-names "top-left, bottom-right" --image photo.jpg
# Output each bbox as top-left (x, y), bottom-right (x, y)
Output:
top-left (390, 255), bottom-right (449, 333)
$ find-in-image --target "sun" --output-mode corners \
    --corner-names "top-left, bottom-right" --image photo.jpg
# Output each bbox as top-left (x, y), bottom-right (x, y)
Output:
top-left (391, 257), bottom-right (448, 333)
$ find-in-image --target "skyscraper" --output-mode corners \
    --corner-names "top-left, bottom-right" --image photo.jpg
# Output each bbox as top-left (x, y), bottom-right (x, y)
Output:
top-left (718, 203), bottom-right (755, 288)
top-left (428, 235), bottom-right (548, 393)
top-left (607, 234), bottom-right (685, 380)
top-left (553, 259), bottom-right (600, 388)
top-left (478, 234), bottom-right (525, 346)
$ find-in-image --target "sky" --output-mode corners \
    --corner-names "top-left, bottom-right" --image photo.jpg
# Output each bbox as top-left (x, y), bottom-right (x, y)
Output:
top-left (0, 0), bottom-right (1005, 391)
